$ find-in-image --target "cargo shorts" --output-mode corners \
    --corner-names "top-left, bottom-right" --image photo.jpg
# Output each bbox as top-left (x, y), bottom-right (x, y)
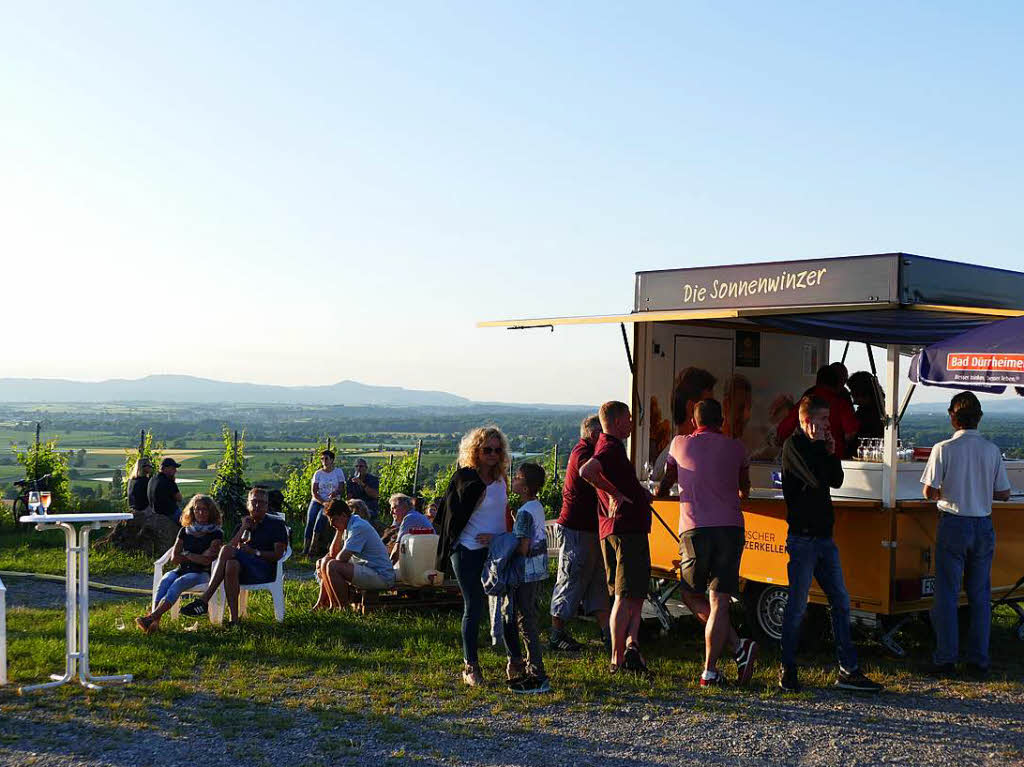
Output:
top-left (550, 526), bottom-right (611, 620)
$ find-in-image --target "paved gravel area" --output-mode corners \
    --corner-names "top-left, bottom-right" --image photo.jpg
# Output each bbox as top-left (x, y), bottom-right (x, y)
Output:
top-left (1, 680), bottom-right (1022, 766)
top-left (2, 575), bottom-right (1021, 766)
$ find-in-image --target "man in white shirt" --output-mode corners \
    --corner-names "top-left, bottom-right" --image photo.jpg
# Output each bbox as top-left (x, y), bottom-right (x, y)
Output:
top-left (920, 391), bottom-right (1012, 676)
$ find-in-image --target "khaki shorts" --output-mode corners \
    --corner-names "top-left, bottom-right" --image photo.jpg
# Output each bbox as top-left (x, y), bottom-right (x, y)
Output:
top-left (601, 533), bottom-right (651, 600)
top-left (351, 563), bottom-right (396, 591)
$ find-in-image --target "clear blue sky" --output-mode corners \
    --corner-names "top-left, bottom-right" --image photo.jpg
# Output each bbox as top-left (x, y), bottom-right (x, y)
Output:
top-left (2, 2), bottom-right (1021, 404)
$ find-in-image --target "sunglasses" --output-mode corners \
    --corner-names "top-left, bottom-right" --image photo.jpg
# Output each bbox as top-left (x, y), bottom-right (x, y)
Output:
top-left (481, 446), bottom-right (503, 455)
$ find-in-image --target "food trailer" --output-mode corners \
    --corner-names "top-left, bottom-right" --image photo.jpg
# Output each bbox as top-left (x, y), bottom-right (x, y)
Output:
top-left (481, 253), bottom-right (1024, 652)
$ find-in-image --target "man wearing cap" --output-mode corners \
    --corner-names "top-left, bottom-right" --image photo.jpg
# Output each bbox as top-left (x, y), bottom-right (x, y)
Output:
top-left (149, 457), bottom-right (183, 524)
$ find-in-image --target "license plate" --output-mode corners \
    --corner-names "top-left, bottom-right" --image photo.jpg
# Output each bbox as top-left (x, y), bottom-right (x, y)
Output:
top-left (921, 576), bottom-right (935, 596)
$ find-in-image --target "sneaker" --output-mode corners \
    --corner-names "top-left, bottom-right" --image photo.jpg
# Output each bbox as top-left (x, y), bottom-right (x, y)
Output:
top-left (622, 646), bottom-right (650, 675)
top-left (548, 631), bottom-right (584, 652)
top-left (836, 669), bottom-right (883, 693)
top-left (924, 662), bottom-right (957, 678)
top-left (506, 659), bottom-right (527, 682)
top-left (461, 663), bottom-right (483, 687)
top-left (964, 663), bottom-right (990, 680)
top-left (508, 675), bottom-right (552, 694)
top-left (734, 638), bottom-right (760, 687)
top-left (779, 666), bottom-right (801, 693)
top-left (699, 671), bottom-right (728, 688)
top-left (180, 599), bottom-right (208, 617)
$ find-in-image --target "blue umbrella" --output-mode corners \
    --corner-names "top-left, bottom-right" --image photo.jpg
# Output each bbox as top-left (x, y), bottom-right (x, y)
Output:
top-left (909, 315), bottom-right (1024, 396)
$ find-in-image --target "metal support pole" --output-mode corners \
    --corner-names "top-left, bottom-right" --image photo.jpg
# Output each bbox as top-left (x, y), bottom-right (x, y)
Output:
top-left (412, 439), bottom-right (423, 494)
top-left (866, 343), bottom-right (878, 378)
top-left (77, 524), bottom-right (132, 689)
top-left (882, 345), bottom-right (901, 507)
top-left (897, 383), bottom-right (917, 427)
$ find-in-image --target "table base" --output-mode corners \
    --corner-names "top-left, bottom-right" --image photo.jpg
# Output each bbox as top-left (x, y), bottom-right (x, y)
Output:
top-left (18, 520), bottom-right (133, 694)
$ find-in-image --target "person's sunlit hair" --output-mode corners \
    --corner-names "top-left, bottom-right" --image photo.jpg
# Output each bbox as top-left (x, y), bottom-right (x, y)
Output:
top-left (457, 426), bottom-right (510, 483)
top-left (180, 494), bottom-right (222, 528)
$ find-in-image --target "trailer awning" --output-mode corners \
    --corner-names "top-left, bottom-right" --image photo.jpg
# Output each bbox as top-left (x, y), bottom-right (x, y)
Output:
top-left (479, 302), bottom-right (1022, 345)
top-left (747, 307), bottom-right (1018, 346)
top-left (476, 302), bottom-right (890, 329)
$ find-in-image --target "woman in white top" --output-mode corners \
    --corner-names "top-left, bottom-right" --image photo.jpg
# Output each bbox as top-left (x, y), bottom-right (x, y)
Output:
top-left (302, 449), bottom-right (347, 558)
top-left (433, 426), bottom-right (510, 687)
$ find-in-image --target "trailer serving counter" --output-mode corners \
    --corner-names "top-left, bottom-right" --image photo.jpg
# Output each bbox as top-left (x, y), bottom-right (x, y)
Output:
top-left (482, 253), bottom-right (1024, 652)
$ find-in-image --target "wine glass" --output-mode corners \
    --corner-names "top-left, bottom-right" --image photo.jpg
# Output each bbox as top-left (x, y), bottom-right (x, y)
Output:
top-left (39, 491), bottom-right (52, 513)
top-left (28, 490), bottom-right (41, 514)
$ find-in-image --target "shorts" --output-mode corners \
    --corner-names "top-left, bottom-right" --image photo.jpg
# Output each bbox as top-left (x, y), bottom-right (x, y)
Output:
top-left (600, 533), bottom-right (651, 600)
top-left (235, 550), bottom-right (275, 585)
top-left (351, 563), bottom-right (396, 591)
top-left (678, 526), bottom-right (744, 595)
top-left (550, 526), bottom-right (610, 620)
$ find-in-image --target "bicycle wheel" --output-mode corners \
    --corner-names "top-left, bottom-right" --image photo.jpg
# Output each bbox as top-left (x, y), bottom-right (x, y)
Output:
top-left (10, 495), bottom-right (27, 526)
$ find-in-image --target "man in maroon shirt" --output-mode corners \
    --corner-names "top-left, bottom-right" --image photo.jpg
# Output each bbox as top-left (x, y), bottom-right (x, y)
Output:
top-left (549, 415), bottom-right (611, 652)
top-left (581, 400), bottom-right (653, 674)
top-left (776, 365), bottom-right (859, 459)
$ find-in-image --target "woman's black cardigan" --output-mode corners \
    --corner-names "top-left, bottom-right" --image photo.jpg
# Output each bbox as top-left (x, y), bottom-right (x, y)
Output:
top-left (433, 466), bottom-right (486, 571)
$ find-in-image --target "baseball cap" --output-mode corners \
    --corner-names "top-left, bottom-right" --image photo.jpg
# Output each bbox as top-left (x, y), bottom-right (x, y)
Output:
top-left (161, 457), bottom-right (182, 469)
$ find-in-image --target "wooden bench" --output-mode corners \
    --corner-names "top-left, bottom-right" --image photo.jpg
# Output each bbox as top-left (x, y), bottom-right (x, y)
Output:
top-left (351, 582), bottom-right (463, 615)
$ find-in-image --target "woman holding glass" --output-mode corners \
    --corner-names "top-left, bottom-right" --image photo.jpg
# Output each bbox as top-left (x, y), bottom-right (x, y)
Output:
top-left (135, 494), bottom-right (224, 633)
top-left (433, 426), bottom-right (511, 687)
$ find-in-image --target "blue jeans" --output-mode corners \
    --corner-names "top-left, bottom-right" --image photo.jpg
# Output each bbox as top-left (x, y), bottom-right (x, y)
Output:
top-left (156, 570), bottom-right (208, 607)
top-left (931, 514), bottom-right (995, 667)
top-left (451, 544), bottom-right (488, 666)
top-left (781, 535), bottom-right (858, 672)
top-left (304, 500), bottom-right (328, 542)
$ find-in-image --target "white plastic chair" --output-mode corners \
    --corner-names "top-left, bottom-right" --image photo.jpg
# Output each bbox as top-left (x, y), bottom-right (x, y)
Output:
top-left (545, 519), bottom-right (562, 559)
top-left (0, 576), bottom-right (7, 686)
top-left (237, 543), bottom-right (291, 622)
top-left (152, 549), bottom-right (226, 625)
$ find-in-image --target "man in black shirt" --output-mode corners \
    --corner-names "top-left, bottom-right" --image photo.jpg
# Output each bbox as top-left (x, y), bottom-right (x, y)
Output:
top-left (778, 395), bottom-right (882, 694)
top-left (148, 458), bottom-right (183, 523)
top-left (346, 459), bottom-right (380, 520)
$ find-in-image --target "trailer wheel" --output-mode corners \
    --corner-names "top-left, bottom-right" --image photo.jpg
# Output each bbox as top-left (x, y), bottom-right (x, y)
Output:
top-left (744, 584), bottom-right (788, 643)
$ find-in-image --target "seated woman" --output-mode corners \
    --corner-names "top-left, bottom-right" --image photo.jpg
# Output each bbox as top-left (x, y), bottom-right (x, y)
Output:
top-left (313, 499), bottom-right (396, 611)
top-left (136, 494), bottom-right (223, 633)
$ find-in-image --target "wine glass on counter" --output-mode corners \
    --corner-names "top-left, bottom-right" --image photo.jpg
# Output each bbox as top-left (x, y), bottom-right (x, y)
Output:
top-left (39, 490), bottom-right (52, 514)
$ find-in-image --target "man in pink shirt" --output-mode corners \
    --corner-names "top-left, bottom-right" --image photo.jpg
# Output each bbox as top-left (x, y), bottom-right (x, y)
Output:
top-left (657, 399), bottom-right (759, 686)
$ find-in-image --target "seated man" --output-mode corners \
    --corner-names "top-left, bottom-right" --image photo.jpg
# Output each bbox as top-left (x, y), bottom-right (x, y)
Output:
top-left (181, 487), bottom-right (288, 624)
top-left (314, 499), bottom-right (396, 610)
top-left (388, 493), bottom-right (435, 564)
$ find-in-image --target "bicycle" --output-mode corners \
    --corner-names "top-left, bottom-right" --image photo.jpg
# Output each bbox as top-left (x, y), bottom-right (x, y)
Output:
top-left (9, 473), bottom-right (52, 525)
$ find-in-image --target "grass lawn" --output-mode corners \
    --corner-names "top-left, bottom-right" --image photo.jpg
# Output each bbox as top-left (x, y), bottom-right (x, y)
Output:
top-left (1, 570), bottom-right (1022, 748)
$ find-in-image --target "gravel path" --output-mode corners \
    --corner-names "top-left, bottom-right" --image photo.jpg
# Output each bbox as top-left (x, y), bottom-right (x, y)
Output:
top-left (2, 576), bottom-right (1021, 765)
top-left (1, 678), bottom-right (1022, 766)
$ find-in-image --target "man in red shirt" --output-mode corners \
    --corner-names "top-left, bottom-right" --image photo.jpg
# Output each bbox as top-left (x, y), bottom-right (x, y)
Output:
top-left (581, 401), bottom-right (653, 674)
top-left (549, 415), bottom-right (611, 652)
top-left (776, 365), bottom-right (859, 459)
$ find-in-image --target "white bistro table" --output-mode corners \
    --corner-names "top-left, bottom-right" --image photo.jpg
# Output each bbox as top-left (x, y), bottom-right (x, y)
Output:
top-left (18, 513), bottom-right (134, 693)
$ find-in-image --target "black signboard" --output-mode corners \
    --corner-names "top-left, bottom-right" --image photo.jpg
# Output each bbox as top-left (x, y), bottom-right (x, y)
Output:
top-left (635, 254), bottom-right (898, 312)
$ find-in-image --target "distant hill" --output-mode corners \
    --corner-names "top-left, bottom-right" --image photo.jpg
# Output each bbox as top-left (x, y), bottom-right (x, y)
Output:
top-left (0, 375), bottom-right (473, 408)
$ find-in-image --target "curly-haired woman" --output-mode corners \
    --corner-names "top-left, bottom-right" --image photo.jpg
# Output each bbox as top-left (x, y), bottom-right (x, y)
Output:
top-left (136, 494), bottom-right (224, 633)
top-left (434, 426), bottom-right (510, 686)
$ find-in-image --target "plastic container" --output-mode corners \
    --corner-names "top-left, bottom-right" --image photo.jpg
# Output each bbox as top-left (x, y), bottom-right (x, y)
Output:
top-left (398, 533), bottom-right (440, 587)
